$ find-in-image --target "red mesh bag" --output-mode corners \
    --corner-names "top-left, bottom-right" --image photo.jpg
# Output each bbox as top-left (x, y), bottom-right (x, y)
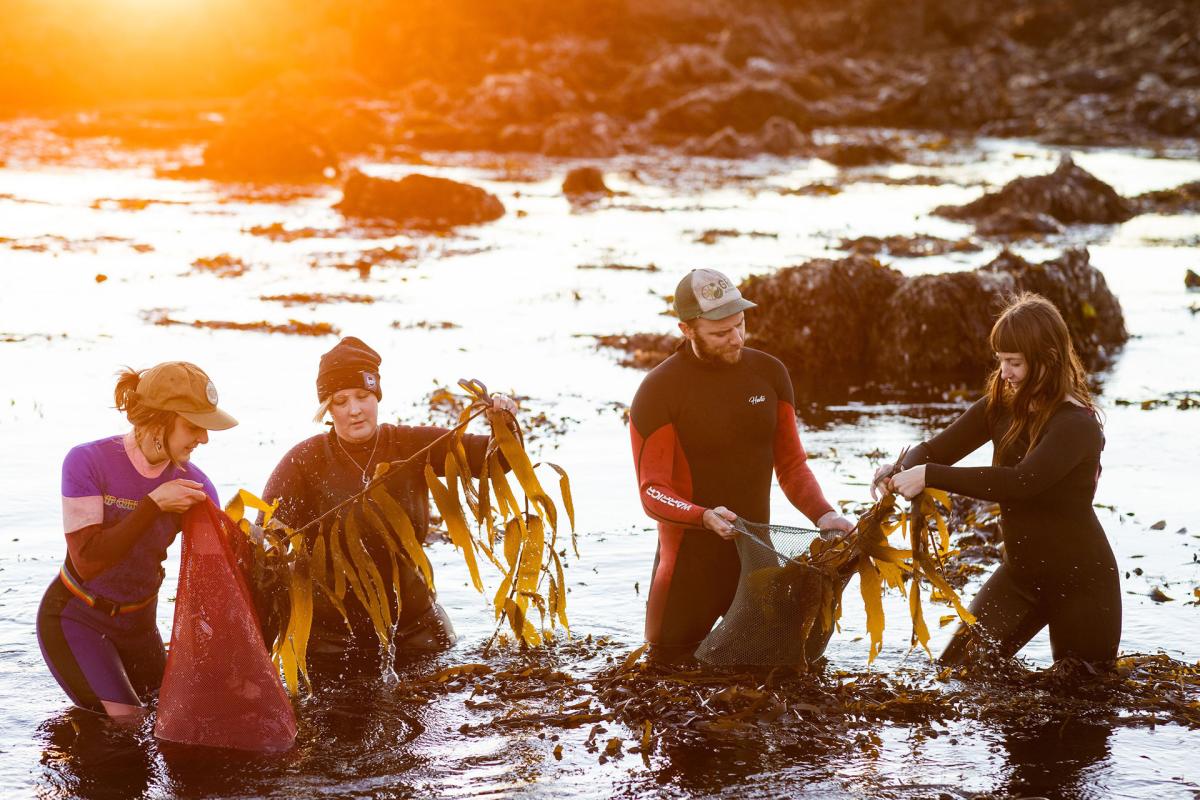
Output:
top-left (154, 501), bottom-right (297, 752)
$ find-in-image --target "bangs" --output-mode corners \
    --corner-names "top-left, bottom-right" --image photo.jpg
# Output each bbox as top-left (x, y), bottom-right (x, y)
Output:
top-left (989, 311), bottom-right (1023, 354)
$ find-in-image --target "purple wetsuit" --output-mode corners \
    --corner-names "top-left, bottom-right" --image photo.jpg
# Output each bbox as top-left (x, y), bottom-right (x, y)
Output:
top-left (37, 432), bottom-right (217, 712)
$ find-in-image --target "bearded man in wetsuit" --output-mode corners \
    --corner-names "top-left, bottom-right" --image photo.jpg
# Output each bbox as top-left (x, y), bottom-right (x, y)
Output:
top-left (629, 268), bottom-right (854, 663)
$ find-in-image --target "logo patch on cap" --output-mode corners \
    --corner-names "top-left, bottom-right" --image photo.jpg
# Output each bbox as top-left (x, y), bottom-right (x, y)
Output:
top-left (205, 380), bottom-right (219, 405)
top-left (363, 372), bottom-right (378, 391)
top-left (699, 278), bottom-right (729, 302)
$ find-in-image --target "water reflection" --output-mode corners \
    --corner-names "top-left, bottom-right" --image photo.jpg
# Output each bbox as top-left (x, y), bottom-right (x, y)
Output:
top-left (992, 719), bottom-right (1111, 800)
top-left (36, 710), bottom-right (156, 800)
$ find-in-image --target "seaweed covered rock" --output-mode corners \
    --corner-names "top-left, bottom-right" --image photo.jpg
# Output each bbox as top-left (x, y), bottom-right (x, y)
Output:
top-left (870, 248), bottom-right (1126, 390)
top-left (201, 114), bottom-right (338, 181)
top-left (740, 254), bottom-right (905, 392)
top-left (935, 156), bottom-right (1135, 225)
top-left (1186, 269), bottom-right (1200, 290)
top-left (335, 171), bottom-right (505, 228)
top-left (738, 248), bottom-right (1126, 399)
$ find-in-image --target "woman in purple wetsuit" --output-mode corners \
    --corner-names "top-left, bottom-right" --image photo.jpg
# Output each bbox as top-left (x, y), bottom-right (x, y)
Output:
top-left (877, 293), bottom-right (1120, 667)
top-left (37, 362), bottom-right (237, 721)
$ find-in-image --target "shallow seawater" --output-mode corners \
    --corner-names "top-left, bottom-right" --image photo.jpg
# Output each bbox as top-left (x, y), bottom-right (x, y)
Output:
top-left (1, 128), bottom-right (1199, 799)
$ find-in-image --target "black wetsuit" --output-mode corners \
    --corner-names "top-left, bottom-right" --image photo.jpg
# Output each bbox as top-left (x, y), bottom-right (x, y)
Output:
top-left (902, 397), bottom-right (1120, 664)
top-left (630, 345), bottom-right (833, 658)
top-left (262, 423), bottom-right (490, 673)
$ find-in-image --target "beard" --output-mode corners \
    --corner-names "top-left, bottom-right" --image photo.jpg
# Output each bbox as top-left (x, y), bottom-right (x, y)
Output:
top-left (693, 336), bottom-right (743, 365)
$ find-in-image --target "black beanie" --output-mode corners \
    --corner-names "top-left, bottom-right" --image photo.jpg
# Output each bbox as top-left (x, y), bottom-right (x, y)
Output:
top-left (317, 336), bottom-right (382, 402)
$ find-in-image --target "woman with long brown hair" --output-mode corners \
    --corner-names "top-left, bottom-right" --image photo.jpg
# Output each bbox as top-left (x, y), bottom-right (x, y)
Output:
top-left (875, 293), bottom-right (1119, 666)
top-left (38, 362), bottom-right (237, 721)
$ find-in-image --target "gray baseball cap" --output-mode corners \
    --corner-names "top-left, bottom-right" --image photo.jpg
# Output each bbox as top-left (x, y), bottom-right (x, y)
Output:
top-left (673, 268), bottom-right (757, 321)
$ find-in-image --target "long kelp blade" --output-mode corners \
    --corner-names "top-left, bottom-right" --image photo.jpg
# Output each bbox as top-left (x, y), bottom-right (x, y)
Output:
top-left (426, 463), bottom-right (484, 592)
top-left (915, 553), bottom-right (977, 625)
top-left (857, 555), bottom-right (885, 663)
top-left (551, 549), bottom-right (569, 632)
top-left (368, 483), bottom-right (435, 590)
top-left (341, 510), bottom-right (392, 647)
top-left (283, 534), bottom-right (314, 694)
top-left (360, 500), bottom-right (405, 622)
top-left (492, 421), bottom-right (557, 532)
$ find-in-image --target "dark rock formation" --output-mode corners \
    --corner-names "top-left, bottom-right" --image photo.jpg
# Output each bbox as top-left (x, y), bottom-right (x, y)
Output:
top-left (1134, 181), bottom-right (1200, 216)
top-left (562, 166), bottom-right (611, 196)
top-left (594, 333), bottom-right (681, 369)
top-left (974, 210), bottom-right (1064, 237)
top-left (1186, 269), bottom-right (1200, 290)
top-left (616, 45), bottom-right (736, 117)
top-left (820, 140), bottom-right (902, 167)
top-left (935, 156), bottom-right (1135, 225)
top-left (542, 113), bottom-right (623, 157)
top-left (335, 171), bottom-right (505, 228)
top-left (868, 248), bottom-right (1126, 392)
top-left (757, 116), bottom-right (808, 155)
top-left (839, 234), bottom-right (981, 258)
top-left (740, 254), bottom-right (905, 392)
top-left (461, 71), bottom-right (576, 124)
top-left (653, 80), bottom-right (810, 136)
top-left (740, 248), bottom-right (1127, 399)
top-left (201, 114), bottom-right (338, 181)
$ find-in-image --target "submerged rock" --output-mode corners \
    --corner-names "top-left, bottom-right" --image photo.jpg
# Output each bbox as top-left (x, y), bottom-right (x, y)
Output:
top-left (935, 156), bottom-right (1135, 225)
top-left (335, 171), bottom-right (504, 228)
top-left (562, 166), bottom-right (611, 196)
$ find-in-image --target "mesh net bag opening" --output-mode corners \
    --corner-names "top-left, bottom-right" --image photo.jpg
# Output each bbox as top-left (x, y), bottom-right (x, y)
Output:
top-left (154, 501), bottom-right (297, 752)
top-left (696, 519), bottom-right (854, 670)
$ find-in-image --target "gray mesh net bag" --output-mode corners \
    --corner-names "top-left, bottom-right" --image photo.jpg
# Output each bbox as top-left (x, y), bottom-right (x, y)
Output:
top-left (696, 518), bottom-right (855, 670)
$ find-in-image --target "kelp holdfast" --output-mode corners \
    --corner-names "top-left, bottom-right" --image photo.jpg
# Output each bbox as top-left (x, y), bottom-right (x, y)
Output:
top-left (154, 501), bottom-right (296, 752)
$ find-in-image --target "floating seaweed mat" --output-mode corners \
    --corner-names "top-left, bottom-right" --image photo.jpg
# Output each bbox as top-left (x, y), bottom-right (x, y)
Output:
top-left (154, 501), bottom-right (297, 752)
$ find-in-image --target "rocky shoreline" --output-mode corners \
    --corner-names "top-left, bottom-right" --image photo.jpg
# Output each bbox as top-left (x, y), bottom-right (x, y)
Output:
top-left (5, 0), bottom-right (1198, 181)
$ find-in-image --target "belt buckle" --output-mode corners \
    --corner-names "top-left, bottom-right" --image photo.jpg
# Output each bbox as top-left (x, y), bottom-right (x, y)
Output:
top-left (93, 596), bottom-right (121, 617)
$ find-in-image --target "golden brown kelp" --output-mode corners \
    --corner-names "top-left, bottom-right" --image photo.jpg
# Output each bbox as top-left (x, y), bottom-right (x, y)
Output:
top-left (224, 380), bottom-right (576, 695)
top-left (749, 484), bottom-right (975, 669)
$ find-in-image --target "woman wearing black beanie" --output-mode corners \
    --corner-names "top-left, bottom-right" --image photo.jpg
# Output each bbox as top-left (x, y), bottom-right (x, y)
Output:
top-left (261, 336), bottom-right (516, 677)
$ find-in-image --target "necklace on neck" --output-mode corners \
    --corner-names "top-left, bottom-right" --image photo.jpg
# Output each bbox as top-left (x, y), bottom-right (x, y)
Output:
top-left (336, 429), bottom-right (381, 487)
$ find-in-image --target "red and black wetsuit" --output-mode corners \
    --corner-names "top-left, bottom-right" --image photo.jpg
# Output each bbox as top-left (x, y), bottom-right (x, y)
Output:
top-left (262, 423), bottom-right (489, 673)
top-left (630, 344), bottom-right (834, 658)
top-left (902, 397), bottom-right (1121, 664)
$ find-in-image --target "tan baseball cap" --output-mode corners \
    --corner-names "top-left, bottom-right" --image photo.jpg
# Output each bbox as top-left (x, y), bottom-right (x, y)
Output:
top-left (135, 362), bottom-right (238, 430)
top-left (674, 268), bottom-right (757, 321)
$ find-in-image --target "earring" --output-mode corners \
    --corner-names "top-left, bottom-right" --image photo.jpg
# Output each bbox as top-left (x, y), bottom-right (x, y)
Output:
top-left (155, 437), bottom-right (163, 452)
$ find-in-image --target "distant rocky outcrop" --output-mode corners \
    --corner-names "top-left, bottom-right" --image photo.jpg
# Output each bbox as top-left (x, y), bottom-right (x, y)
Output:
top-left (335, 171), bottom-right (505, 228)
top-left (935, 156), bottom-right (1135, 230)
